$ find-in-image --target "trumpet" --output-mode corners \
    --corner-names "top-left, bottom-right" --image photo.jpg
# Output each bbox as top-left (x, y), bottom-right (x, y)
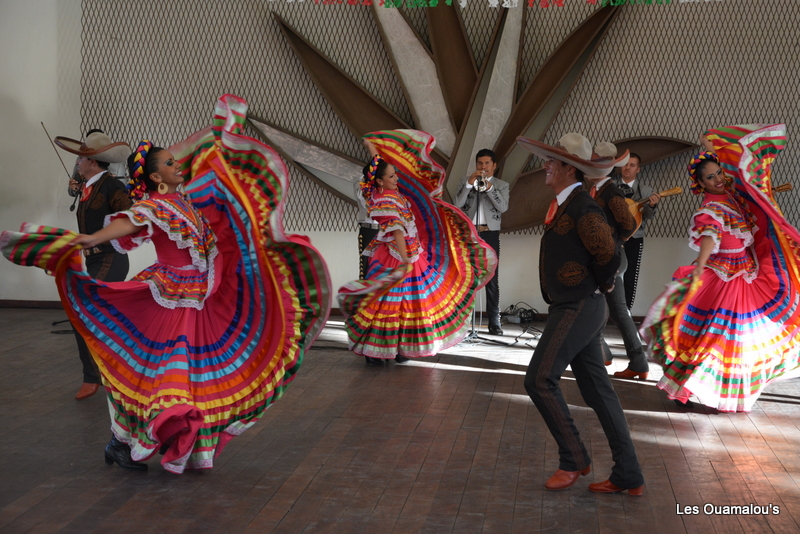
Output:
top-left (474, 170), bottom-right (490, 192)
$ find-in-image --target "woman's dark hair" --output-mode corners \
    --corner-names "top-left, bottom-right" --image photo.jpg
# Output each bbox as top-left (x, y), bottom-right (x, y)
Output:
top-left (127, 146), bottom-right (165, 191)
top-left (362, 159), bottom-right (390, 183)
top-left (694, 158), bottom-right (717, 181)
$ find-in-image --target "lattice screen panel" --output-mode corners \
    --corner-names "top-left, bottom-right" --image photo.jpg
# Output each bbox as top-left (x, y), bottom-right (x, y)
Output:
top-left (517, 0), bottom-right (596, 100)
top-left (459, 2), bottom-right (502, 71)
top-left (543, 0), bottom-right (800, 237)
top-left (81, 1), bottom-right (800, 237)
top-left (81, 1), bottom-right (400, 232)
top-left (398, 6), bottom-right (431, 50)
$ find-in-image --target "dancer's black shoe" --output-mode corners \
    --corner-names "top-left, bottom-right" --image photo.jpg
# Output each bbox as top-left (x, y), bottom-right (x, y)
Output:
top-left (104, 436), bottom-right (148, 471)
top-left (673, 398), bottom-right (695, 408)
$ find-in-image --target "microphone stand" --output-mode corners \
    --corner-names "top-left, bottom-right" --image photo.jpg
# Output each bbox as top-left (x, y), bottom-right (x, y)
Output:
top-left (461, 179), bottom-right (508, 347)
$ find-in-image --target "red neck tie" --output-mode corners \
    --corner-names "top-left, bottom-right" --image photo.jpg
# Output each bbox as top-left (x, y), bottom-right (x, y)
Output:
top-left (80, 183), bottom-right (93, 202)
top-left (589, 185), bottom-right (598, 199)
top-left (544, 198), bottom-right (558, 225)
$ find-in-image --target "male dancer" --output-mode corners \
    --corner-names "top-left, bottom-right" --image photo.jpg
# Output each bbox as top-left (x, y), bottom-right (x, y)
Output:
top-left (454, 149), bottom-right (509, 335)
top-left (57, 130), bottom-right (132, 399)
top-left (517, 133), bottom-right (644, 495)
top-left (589, 143), bottom-right (649, 379)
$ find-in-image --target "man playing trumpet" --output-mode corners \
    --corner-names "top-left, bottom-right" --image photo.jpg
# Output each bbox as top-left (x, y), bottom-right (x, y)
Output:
top-left (454, 149), bottom-right (510, 335)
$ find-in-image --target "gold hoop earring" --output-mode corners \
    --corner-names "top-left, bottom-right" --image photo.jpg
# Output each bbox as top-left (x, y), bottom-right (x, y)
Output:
top-left (158, 183), bottom-right (168, 194)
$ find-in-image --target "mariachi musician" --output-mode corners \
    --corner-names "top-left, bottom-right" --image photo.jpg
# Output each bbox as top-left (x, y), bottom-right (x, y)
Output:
top-left (56, 130), bottom-right (132, 400)
top-left (612, 153), bottom-right (661, 310)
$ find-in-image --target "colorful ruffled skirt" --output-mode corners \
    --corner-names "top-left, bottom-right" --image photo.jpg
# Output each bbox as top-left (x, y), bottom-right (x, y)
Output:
top-left (338, 130), bottom-right (497, 358)
top-left (1, 95), bottom-right (331, 471)
top-left (641, 124), bottom-right (800, 412)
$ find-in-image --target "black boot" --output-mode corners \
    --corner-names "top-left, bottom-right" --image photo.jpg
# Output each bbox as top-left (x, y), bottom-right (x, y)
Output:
top-left (395, 355), bottom-right (409, 363)
top-left (673, 398), bottom-right (695, 408)
top-left (365, 357), bottom-right (383, 366)
top-left (104, 436), bottom-right (148, 471)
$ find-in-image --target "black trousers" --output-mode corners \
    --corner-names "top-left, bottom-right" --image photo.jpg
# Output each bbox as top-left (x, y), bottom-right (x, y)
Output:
top-left (622, 237), bottom-right (644, 310)
top-left (524, 293), bottom-right (643, 488)
top-left (73, 251), bottom-right (129, 383)
top-left (600, 251), bottom-right (649, 372)
top-left (358, 226), bottom-right (379, 279)
top-left (479, 230), bottom-right (501, 325)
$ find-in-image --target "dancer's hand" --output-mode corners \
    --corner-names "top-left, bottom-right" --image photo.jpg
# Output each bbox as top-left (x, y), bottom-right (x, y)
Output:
top-left (699, 134), bottom-right (714, 153)
top-left (73, 234), bottom-right (102, 249)
top-left (363, 139), bottom-right (379, 158)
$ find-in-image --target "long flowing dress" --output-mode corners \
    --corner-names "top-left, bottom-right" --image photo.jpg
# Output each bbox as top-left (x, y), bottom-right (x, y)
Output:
top-left (338, 130), bottom-right (497, 359)
top-left (640, 124), bottom-right (800, 412)
top-left (1, 94), bottom-right (331, 472)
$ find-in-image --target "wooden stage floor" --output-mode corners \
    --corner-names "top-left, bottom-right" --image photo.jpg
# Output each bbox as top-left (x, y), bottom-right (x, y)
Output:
top-left (1, 309), bottom-right (799, 533)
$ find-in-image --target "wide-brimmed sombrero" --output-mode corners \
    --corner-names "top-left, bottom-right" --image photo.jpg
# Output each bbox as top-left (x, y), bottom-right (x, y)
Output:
top-left (592, 141), bottom-right (630, 170)
top-left (54, 131), bottom-right (131, 163)
top-left (517, 133), bottom-right (629, 178)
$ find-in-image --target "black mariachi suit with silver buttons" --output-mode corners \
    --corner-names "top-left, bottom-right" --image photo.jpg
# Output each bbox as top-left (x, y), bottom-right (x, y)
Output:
top-left (613, 177), bottom-right (658, 309)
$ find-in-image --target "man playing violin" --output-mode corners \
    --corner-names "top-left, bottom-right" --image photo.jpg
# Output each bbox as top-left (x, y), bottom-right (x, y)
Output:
top-left (58, 130), bottom-right (132, 400)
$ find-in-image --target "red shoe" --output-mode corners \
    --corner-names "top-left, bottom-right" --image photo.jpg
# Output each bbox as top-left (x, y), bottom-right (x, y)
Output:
top-left (544, 465), bottom-right (591, 490)
top-left (604, 360), bottom-right (613, 367)
top-left (588, 479), bottom-right (644, 495)
top-left (612, 368), bottom-right (648, 380)
top-left (75, 382), bottom-right (99, 400)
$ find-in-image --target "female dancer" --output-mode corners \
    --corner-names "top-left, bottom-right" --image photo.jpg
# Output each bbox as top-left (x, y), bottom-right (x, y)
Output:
top-left (1, 95), bottom-right (330, 472)
top-left (640, 124), bottom-right (800, 412)
top-left (339, 130), bottom-right (496, 363)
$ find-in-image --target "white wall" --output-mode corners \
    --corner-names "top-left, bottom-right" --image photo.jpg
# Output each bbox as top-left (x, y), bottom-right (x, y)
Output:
top-left (0, 0), bottom-right (81, 300)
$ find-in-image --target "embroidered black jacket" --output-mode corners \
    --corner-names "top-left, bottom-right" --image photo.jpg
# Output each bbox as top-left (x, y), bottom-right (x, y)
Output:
top-left (539, 185), bottom-right (620, 304)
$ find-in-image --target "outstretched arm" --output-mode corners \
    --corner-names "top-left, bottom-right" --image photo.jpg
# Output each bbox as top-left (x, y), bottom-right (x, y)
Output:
top-left (74, 217), bottom-right (142, 249)
top-left (699, 134), bottom-right (715, 153)
top-left (363, 138), bottom-right (379, 159)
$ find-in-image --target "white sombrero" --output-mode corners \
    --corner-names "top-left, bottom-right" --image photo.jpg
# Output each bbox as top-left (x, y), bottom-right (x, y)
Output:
top-left (54, 131), bottom-right (131, 163)
top-left (592, 141), bottom-right (630, 170)
top-left (517, 133), bottom-right (629, 179)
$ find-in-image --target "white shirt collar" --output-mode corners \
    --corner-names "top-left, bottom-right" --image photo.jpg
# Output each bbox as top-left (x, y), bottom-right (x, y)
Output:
top-left (85, 170), bottom-right (106, 188)
top-left (556, 182), bottom-right (581, 205)
top-left (594, 177), bottom-right (612, 190)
